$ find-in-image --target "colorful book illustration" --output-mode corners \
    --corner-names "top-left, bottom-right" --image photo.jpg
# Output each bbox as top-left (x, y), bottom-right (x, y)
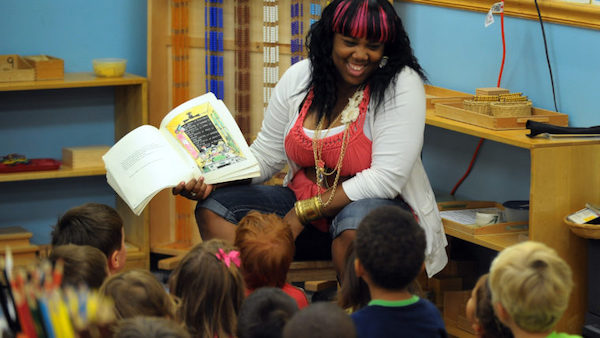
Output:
top-left (103, 92), bottom-right (260, 215)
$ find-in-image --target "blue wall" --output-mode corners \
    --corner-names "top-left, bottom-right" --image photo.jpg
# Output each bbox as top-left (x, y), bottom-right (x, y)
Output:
top-left (1, 1), bottom-right (598, 243)
top-left (395, 2), bottom-right (600, 202)
top-left (0, 1), bottom-right (147, 244)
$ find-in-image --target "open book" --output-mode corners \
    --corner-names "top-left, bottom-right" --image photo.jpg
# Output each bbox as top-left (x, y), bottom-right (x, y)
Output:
top-left (103, 93), bottom-right (260, 215)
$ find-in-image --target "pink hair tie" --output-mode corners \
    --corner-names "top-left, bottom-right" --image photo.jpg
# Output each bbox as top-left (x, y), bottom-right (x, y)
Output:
top-left (215, 248), bottom-right (241, 268)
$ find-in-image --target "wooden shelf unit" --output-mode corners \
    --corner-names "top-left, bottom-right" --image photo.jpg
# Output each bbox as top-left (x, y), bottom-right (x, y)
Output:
top-left (0, 72), bottom-right (150, 270)
top-left (426, 107), bottom-right (600, 333)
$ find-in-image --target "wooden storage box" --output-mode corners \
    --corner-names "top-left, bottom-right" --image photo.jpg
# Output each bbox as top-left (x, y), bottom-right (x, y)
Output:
top-left (0, 226), bottom-right (33, 247)
top-left (0, 226), bottom-right (39, 267)
top-left (62, 145), bottom-right (111, 168)
top-left (476, 87), bottom-right (510, 96)
top-left (430, 276), bottom-right (463, 307)
top-left (24, 55), bottom-right (64, 80)
top-left (434, 101), bottom-right (568, 130)
top-left (443, 290), bottom-right (475, 335)
top-left (0, 54), bottom-right (35, 82)
top-left (438, 201), bottom-right (529, 235)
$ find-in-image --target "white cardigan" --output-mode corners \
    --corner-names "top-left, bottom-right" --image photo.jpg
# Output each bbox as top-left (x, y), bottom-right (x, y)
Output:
top-left (250, 60), bottom-right (447, 277)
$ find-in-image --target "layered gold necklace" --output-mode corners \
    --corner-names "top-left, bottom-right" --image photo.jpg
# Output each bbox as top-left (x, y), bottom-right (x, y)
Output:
top-left (312, 88), bottom-right (364, 207)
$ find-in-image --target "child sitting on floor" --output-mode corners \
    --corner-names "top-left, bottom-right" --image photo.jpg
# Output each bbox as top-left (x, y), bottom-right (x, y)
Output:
top-left (168, 239), bottom-right (245, 338)
top-left (237, 287), bottom-right (299, 338)
top-left (338, 242), bottom-right (370, 312)
top-left (351, 205), bottom-right (447, 338)
top-left (114, 316), bottom-right (190, 338)
top-left (489, 241), bottom-right (578, 338)
top-left (99, 268), bottom-right (178, 319)
top-left (234, 211), bottom-right (308, 309)
top-left (51, 203), bottom-right (127, 274)
top-left (466, 273), bottom-right (513, 338)
top-left (283, 302), bottom-right (356, 338)
top-left (49, 244), bottom-right (109, 289)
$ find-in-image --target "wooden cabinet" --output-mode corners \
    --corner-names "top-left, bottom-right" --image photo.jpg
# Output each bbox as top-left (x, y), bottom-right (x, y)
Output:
top-left (426, 108), bottom-right (599, 333)
top-left (0, 73), bottom-right (149, 269)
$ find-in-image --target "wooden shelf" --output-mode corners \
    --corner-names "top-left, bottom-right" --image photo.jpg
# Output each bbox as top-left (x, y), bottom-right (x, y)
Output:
top-left (446, 322), bottom-right (477, 338)
top-left (443, 225), bottom-right (527, 252)
top-left (1, 71), bottom-right (149, 270)
top-left (426, 111), bottom-right (600, 150)
top-left (0, 73), bottom-right (146, 91)
top-left (0, 165), bottom-right (105, 182)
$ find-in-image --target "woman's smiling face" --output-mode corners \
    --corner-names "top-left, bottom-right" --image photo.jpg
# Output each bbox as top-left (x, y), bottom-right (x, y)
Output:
top-left (331, 33), bottom-right (385, 88)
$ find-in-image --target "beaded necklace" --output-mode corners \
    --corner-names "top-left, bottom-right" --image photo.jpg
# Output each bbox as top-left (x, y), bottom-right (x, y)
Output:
top-left (312, 88), bottom-right (365, 207)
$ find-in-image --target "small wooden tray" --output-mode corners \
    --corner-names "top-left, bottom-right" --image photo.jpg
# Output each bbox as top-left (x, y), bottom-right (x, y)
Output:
top-left (438, 201), bottom-right (528, 235)
top-left (435, 101), bottom-right (568, 130)
top-left (425, 85), bottom-right (473, 110)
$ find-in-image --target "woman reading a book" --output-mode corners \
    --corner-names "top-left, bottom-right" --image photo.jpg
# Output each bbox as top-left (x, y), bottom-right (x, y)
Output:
top-left (174, 0), bottom-right (447, 279)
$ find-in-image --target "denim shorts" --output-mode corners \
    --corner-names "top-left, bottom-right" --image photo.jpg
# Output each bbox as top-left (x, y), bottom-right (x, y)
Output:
top-left (196, 184), bottom-right (410, 244)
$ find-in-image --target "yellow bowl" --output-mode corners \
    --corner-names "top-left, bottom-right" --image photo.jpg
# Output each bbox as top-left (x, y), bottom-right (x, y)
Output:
top-left (93, 58), bottom-right (127, 77)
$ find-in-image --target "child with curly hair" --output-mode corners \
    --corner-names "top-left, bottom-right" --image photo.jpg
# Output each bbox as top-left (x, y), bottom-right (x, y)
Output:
top-left (168, 239), bottom-right (245, 338)
top-left (234, 211), bottom-right (308, 309)
top-left (351, 205), bottom-right (447, 337)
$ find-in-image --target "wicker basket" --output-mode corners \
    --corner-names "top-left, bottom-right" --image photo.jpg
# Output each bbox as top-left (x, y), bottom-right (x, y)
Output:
top-left (463, 100), bottom-right (492, 115)
top-left (489, 101), bottom-right (532, 117)
top-left (564, 217), bottom-right (600, 239)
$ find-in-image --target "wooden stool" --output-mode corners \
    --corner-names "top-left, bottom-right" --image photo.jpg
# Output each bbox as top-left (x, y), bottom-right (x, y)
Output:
top-left (287, 260), bottom-right (337, 292)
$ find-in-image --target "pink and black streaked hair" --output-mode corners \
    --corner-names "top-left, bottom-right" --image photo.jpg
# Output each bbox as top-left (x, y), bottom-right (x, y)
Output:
top-left (331, 0), bottom-right (395, 43)
top-left (304, 0), bottom-right (426, 123)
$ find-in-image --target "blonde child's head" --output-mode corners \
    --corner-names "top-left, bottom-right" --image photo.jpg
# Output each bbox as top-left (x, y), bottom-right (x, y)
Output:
top-left (99, 268), bottom-right (178, 319)
top-left (169, 239), bottom-right (245, 338)
top-left (489, 241), bottom-right (573, 333)
top-left (234, 211), bottom-right (294, 289)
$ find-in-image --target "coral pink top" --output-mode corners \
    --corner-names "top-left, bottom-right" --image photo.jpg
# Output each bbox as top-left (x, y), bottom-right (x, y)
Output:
top-left (284, 87), bottom-right (373, 232)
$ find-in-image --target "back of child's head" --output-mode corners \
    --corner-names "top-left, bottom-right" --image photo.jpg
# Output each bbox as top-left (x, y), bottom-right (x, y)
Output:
top-left (467, 274), bottom-right (513, 338)
top-left (169, 239), bottom-right (245, 338)
top-left (355, 205), bottom-right (425, 291)
top-left (99, 268), bottom-right (177, 320)
top-left (338, 241), bottom-right (370, 312)
top-left (237, 287), bottom-right (298, 338)
top-left (282, 302), bottom-right (356, 338)
top-left (114, 316), bottom-right (190, 338)
top-left (49, 244), bottom-right (109, 289)
top-left (234, 211), bottom-right (294, 289)
top-left (51, 203), bottom-right (126, 272)
top-left (489, 241), bottom-right (573, 333)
